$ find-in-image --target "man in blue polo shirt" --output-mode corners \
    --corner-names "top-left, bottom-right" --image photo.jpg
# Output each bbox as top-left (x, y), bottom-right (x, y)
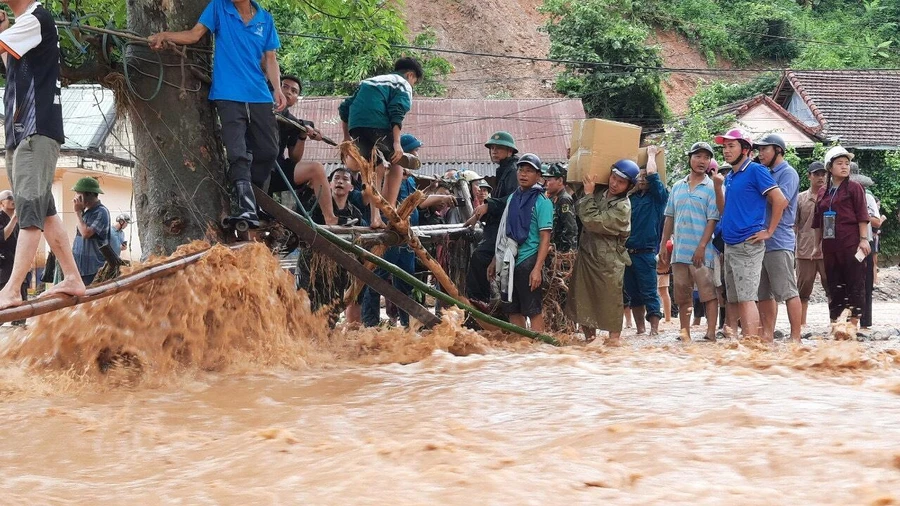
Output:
top-left (754, 134), bottom-right (802, 343)
top-left (150, 0), bottom-right (287, 228)
top-left (712, 128), bottom-right (787, 340)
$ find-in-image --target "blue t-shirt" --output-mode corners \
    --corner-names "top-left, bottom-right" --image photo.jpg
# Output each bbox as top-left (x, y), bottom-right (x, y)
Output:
top-left (73, 203), bottom-right (110, 276)
top-left (398, 176), bottom-right (419, 226)
top-left (721, 159), bottom-right (779, 245)
top-left (764, 161), bottom-right (799, 252)
top-left (108, 226), bottom-right (125, 259)
top-left (199, 0), bottom-right (280, 103)
top-left (507, 193), bottom-right (553, 265)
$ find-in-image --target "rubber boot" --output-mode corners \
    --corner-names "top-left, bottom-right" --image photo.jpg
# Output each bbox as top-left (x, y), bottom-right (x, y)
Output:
top-left (232, 180), bottom-right (260, 229)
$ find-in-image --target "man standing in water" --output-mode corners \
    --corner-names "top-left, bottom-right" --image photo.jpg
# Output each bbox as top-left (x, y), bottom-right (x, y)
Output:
top-left (712, 129), bottom-right (787, 340)
top-left (754, 134), bottom-right (802, 343)
top-left (0, 1), bottom-right (86, 309)
top-left (624, 145), bottom-right (668, 336)
top-left (464, 131), bottom-right (519, 303)
top-left (795, 162), bottom-right (829, 326)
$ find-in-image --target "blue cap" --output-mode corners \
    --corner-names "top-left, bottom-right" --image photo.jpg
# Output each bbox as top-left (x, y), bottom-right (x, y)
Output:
top-left (400, 134), bottom-right (422, 153)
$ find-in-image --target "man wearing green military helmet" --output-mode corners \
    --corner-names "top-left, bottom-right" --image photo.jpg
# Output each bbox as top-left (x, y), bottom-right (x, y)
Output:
top-left (464, 130), bottom-right (520, 302)
top-left (542, 162), bottom-right (578, 253)
top-left (71, 177), bottom-right (111, 286)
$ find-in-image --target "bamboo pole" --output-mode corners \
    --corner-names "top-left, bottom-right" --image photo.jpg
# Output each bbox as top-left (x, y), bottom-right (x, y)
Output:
top-left (0, 243), bottom-right (250, 324)
top-left (328, 142), bottom-right (556, 344)
top-left (259, 189), bottom-right (558, 345)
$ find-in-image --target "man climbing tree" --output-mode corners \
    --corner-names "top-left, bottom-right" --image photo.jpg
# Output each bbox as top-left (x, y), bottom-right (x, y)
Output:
top-left (149, 0), bottom-right (286, 231)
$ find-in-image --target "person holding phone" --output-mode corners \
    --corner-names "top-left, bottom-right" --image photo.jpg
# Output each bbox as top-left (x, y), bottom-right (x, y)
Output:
top-left (812, 146), bottom-right (870, 325)
top-left (71, 178), bottom-right (110, 286)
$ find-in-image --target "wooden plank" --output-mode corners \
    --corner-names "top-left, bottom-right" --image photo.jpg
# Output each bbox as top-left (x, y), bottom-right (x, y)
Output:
top-left (0, 243), bottom-right (251, 324)
top-left (254, 187), bottom-right (442, 328)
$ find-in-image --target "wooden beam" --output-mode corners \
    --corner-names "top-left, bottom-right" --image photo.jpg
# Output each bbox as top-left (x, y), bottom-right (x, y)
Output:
top-left (254, 187), bottom-right (442, 328)
top-left (0, 243), bottom-right (250, 324)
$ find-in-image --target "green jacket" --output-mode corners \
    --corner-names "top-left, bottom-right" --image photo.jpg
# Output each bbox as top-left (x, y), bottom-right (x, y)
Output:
top-left (551, 190), bottom-right (578, 252)
top-left (338, 73), bottom-right (412, 131)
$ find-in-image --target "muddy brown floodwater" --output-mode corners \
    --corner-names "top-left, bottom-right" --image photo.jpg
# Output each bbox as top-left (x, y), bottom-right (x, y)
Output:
top-left (1, 243), bottom-right (899, 504)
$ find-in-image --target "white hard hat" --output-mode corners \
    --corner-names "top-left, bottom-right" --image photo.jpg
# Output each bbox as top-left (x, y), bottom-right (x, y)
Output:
top-left (824, 146), bottom-right (854, 169)
top-left (460, 170), bottom-right (482, 183)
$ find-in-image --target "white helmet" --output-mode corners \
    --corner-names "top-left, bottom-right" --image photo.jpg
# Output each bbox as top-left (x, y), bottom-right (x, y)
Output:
top-left (460, 170), bottom-right (483, 183)
top-left (824, 146), bottom-right (854, 169)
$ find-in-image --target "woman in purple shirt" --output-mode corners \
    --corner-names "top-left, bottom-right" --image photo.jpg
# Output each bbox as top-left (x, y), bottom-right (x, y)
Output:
top-left (812, 146), bottom-right (871, 324)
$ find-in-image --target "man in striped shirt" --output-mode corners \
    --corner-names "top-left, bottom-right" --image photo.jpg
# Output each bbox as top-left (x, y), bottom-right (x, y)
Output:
top-left (658, 142), bottom-right (720, 342)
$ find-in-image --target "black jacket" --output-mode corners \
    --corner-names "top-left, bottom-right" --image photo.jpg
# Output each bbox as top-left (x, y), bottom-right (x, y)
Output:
top-left (475, 155), bottom-right (520, 253)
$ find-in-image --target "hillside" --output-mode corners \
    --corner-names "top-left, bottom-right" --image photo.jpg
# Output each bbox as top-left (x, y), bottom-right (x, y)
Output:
top-left (403, 0), bottom-right (730, 113)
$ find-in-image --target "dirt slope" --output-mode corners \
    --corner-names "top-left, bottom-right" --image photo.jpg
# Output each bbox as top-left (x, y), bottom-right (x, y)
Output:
top-left (403, 0), bottom-right (727, 112)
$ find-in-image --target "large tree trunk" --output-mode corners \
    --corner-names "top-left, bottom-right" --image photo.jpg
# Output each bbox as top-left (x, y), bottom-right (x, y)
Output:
top-left (126, 0), bottom-right (228, 256)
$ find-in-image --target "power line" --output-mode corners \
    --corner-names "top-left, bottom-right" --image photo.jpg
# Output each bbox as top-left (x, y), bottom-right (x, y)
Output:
top-left (276, 30), bottom-right (900, 75)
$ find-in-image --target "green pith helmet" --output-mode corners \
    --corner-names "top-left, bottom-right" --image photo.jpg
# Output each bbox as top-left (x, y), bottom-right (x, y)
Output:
top-left (543, 162), bottom-right (567, 180)
top-left (484, 131), bottom-right (518, 153)
top-left (72, 177), bottom-right (104, 194)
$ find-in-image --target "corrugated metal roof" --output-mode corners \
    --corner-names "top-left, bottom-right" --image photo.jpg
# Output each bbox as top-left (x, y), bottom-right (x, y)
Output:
top-left (0, 84), bottom-right (117, 150)
top-left (296, 97), bottom-right (585, 165)
top-left (59, 85), bottom-right (117, 150)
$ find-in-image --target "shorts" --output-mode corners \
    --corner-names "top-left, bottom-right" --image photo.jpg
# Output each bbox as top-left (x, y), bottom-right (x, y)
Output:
top-left (502, 254), bottom-right (543, 317)
top-left (796, 258), bottom-right (827, 300)
top-left (349, 127), bottom-right (395, 164)
top-left (724, 240), bottom-right (765, 303)
top-left (5, 135), bottom-right (59, 230)
top-left (657, 273), bottom-right (670, 288)
top-left (672, 263), bottom-right (717, 306)
top-left (758, 249), bottom-right (800, 302)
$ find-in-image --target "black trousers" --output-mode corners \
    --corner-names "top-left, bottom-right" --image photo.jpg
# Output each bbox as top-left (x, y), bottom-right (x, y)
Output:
top-left (466, 248), bottom-right (494, 303)
top-left (215, 100), bottom-right (279, 188)
top-left (862, 241), bottom-right (875, 327)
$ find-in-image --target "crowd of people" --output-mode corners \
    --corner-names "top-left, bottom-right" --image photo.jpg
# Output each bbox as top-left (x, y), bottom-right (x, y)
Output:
top-left (0, 0), bottom-right (888, 344)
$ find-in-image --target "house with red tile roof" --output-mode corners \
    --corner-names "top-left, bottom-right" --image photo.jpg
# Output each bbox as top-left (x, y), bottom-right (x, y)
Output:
top-left (772, 70), bottom-right (900, 149)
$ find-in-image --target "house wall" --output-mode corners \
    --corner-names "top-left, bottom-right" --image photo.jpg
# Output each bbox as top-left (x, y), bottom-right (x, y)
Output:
top-left (0, 164), bottom-right (140, 269)
top-left (732, 103), bottom-right (818, 148)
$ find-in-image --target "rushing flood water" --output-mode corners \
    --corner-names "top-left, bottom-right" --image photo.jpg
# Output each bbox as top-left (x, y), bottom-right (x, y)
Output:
top-left (1, 243), bottom-right (899, 504)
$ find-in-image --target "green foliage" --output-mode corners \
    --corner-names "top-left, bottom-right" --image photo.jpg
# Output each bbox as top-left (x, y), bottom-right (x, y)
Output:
top-left (634, 0), bottom-right (900, 68)
top-left (268, 1), bottom-right (451, 96)
top-left (541, 0), bottom-right (669, 127)
top-left (855, 150), bottom-right (900, 255)
top-left (38, 0), bottom-right (451, 97)
top-left (688, 73), bottom-right (780, 113)
top-left (660, 113), bottom-right (734, 182)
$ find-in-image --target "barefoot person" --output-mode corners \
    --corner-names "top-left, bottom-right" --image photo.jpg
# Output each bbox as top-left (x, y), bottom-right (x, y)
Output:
top-left (0, 0), bottom-right (86, 308)
top-left (566, 160), bottom-right (637, 346)
top-left (659, 142), bottom-right (720, 342)
top-left (712, 129), bottom-right (787, 340)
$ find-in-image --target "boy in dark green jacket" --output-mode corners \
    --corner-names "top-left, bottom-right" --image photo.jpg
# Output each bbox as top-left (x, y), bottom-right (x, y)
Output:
top-left (339, 57), bottom-right (423, 228)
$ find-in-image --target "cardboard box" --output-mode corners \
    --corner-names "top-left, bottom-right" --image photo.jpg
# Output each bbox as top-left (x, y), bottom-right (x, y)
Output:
top-left (567, 119), bottom-right (642, 183)
top-left (637, 147), bottom-right (667, 184)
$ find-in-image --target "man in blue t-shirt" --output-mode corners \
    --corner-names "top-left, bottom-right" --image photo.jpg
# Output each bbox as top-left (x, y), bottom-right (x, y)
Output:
top-left (712, 129), bottom-right (787, 340)
top-left (754, 134), bottom-right (802, 343)
top-left (491, 154), bottom-right (553, 332)
top-left (71, 178), bottom-right (111, 286)
top-left (150, 0), bottom-right (286, 228)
